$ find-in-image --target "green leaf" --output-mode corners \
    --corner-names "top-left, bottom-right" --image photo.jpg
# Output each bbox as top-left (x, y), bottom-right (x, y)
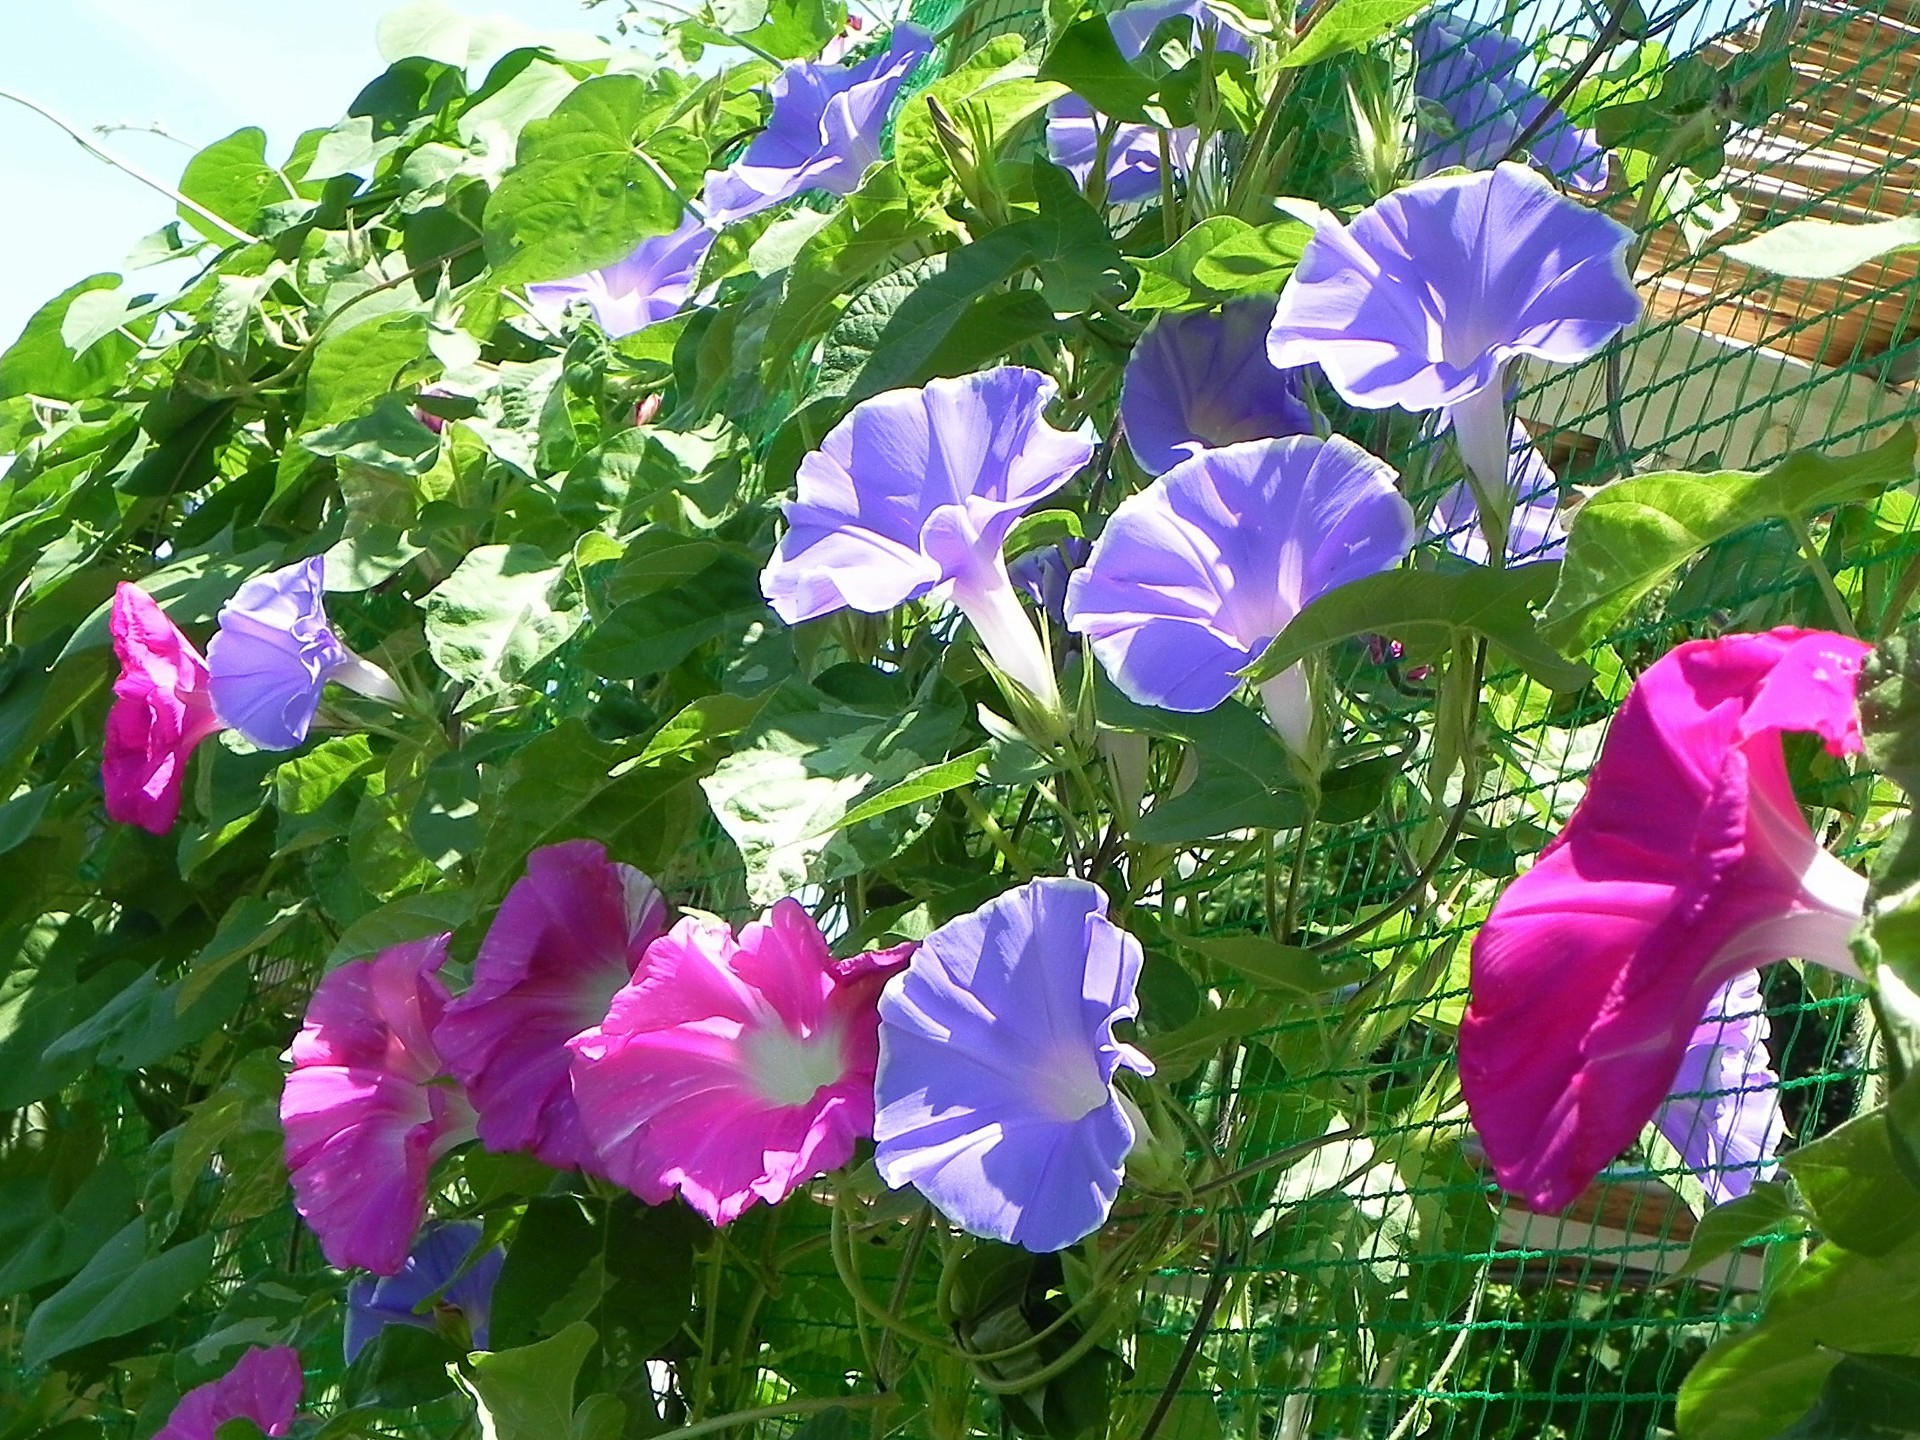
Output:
top-left (1778, 1353), bottom-right (1920, 1437)
top-left (493, 1194), bottom-right (701, 1355)
top-left (477, 720), bottom-right (704, 894)
top-left (1127, 215), bottom-right (1251, 312)
top-left (325, 891), bottom-right (476, 969)
top-left (1676, 1228), bottom-right (1920, 1440)
top-left (0, 783), bottom-right (53, 856)
top-left (1722, 215), bottom-right (1920, 280)
top-left (43, 961), bottom-right (250, 1073)
top-left (1039, 16), bottom-right (1159, 122)
top-left (820, 746), bottom-right (990, 835)
top-left (0, 274), bottom-right (138, 402)
top-left (1245, 562), bottom-right (1590, 693)
top-left (422, 544), bottom-right (583, 695)
top-left (1096, 677), bottom-right (1308, 841)
top-left (1780, 1110), bottom-right (1920, 1257)
top-left (701, 683), bottom-right (964, 904)
top-left (484, 74), bottom-right (702, 286)
top-left (1281, 0), bottom-right (1435, 68)
top-left (1859, 633), bottom-right (1920, 801)
top-left (303, 311), bottom-right (431, 433)
top-left (1173, 934), bottom-right (1367, 994)
top-left (0, 1160), bottom-right (135, 1298)
top-left (580, 553), bottom-right (768, 679)
top-left (1670, 1182), bottom-right (1804, 1281)
top-left (1539, 430), bottom-right (1916, 653)
top-left (178, 127), bottom-right (294, 241)
top-left (300, 394), bottom-right (443, 476)
top-left (21, 1222), bottom-right (215, 1368)
top-left (462, 1321), bottom-right (599, 1440)
top-left (179, 896), bottom-right (308, 1010)
top-left (1187, 219), bottom-right (1312, 297)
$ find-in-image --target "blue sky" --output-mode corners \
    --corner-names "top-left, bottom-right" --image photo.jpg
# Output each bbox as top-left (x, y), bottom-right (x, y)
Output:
top-left (1, 0), bottom-right (613, 345)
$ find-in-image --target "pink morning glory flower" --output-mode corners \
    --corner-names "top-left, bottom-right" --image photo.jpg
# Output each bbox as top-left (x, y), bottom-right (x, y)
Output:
top-left (435, 839), bottom-right (669, 1171)
top-left (567, 899), bottom-right (911, 1225)
top-left (1267, 163), bottom-right (1639, 562)
top-left (1461, 628), bottom-right (1870, 1213)
top-left (104, 582), bottom-right (224, 833)
top-left (1652, 969), bottom-right (1786, 1205)
top-left (1412, 14), bottom-right (1608, 191)
top-left (1046, 0), bottom-right (1250, 204)
top-left (1064, 435), bottom-right (1415, 750)
top-left (154, 1346), bottom-right (302, 1440)
top-left (525, 211), bottom-right (716, 338)
top-left (759, 366), bottom-right (1094, 712)
top-left (873, 877), bottom-right (1155, 1253)
top-left (702, 25), bottom-right (934, 224)
top-left (1120, 296), bottom-right (1313, 475)
top-left (281, 934), bottom-right (477, 1275)
top-left (207, 556), bottom-right (399, 750)
top-left (344, 1220), bottom-right (505, 1362)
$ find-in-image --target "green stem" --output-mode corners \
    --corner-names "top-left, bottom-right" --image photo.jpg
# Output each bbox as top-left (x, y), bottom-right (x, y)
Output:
top-left (1878, 544), bottom-right (1920, 639)
top-left (665, 1395), bottom-right (898, 1440)
top-left (1788, 514), bottom-right (1858, 637)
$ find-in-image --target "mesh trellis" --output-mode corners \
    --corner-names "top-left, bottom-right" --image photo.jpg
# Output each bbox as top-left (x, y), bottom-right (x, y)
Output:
top-left (887, 0), bottom-right (1915, 1434)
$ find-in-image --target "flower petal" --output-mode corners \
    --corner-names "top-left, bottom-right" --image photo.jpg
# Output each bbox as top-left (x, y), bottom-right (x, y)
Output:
top-left (1461, 629), bottom-right (1870, 1212)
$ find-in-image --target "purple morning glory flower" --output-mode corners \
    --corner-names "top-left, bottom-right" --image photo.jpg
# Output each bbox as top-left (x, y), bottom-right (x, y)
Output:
top-left (1046, 0), bottom-right (1250, 204)
top-left (1427, 418), bottom-right (1567, 564)
top-left (1121, 295), bottom-right (1314, 474)
top-left (702, 25), bottom-right (934, 225)
top-left (1064, 435), bottom-right (1414, 750)
top-left (525, 211), bottom-right (715, 339)
top-left (1651, 970), bottom-right (1786, 1206)
top-left (1267, 163), bottom-right (1638, 561)
top-left (1009, 537), bottom-right (1089, 630)
top-left (873, 877), bottom-right (1155, 1252)
top-left (344, 1221), bottom-right (505, 1363)
top-left (1412, 14), bottom-right (1608, 192)
top-left (759, 366), bottom-right (1093, 711)
top-left (207, 557), bottom-right (399, 750)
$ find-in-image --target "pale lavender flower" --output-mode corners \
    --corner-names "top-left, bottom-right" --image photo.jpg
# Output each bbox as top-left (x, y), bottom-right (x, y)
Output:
top-left (1412, 14), bottom-right (1608, 191)
top-left (1267, 163), bottom-right (1638, 560)
top-left (1651, 970), bottom-right (1786, 1205)
top-left (207, 557), bottom-right (398, 750)
top-left (1122, 296), bottom-right (1313, 474)
top-left (1064, 436), bottom-right (1414, 750)
top-left (525, 212), bottom-right (715, 338)
top-left (1009, 537), bottom-right (1089, 630)
top-left (702, 25), bottom-right (934, 224)
top-left (1426, 418), bottom-right (1567, 564)
top-left (1047, 0), bottom-right (1250, 203)
top-left (345, 1221), bottom-right (505, 1362)
top-left (873, 877), bottom-right (1154, 1252)
top-left (759, 367), bottom-right (1093, 711)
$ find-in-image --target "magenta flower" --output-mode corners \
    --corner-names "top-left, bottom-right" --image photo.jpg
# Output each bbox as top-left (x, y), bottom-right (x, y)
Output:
top-left (281, 934), bottom-right (476, 1275)
top-left (702, 25), bottom-right (933, 224)
top-left (759, 367), bottom-right (1094, 711)
top-left (567, 900), bottom-right (911, 1225)
top-left (1426, 419), bottom-right (1566, 564)
top-left (103, 583), bottom-right (224, 834)
top-left (207, 557), bottom-right (399, 750)
top-left (435, 840), bottom-right (668, 1171)
top-left (1412, 14), bottom-right (1608, 191)
top-left (1652, 970), bottom-right (1786, 1205)
top-left (873, 877), bottom-right (1154, 1252)
top-left (1267, 164), bottom-right (1638, 559)
top-left (1046, 0), bottom-right (1250, 203)
top-left (1461, 629), bottom-right (1871, 1213)
top-left (1064, 436), bottom-right (1414, 750)
top-left (1121, 296), bottom-right (1313, 474)
top-left (525, 212), bottom-right (715, 338)
top-left (345, 1220), bottom-right (504, 1362)
top-left (155, 1346), bottom-right (302, 1440)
